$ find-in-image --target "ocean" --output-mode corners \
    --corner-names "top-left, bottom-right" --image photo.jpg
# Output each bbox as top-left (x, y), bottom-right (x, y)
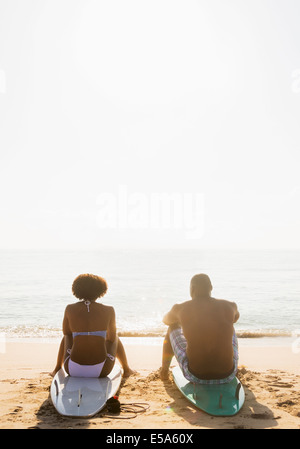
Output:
top-left (0, 249), bottom-right (299, 342)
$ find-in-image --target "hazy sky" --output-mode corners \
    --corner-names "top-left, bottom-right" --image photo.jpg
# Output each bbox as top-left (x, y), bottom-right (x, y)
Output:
top-left (0, 0), bottom-right (300, 250)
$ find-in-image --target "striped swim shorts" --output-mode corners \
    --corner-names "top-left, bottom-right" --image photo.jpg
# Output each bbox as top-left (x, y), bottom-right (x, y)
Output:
top-left (169, 327), bottom-right (239, 385)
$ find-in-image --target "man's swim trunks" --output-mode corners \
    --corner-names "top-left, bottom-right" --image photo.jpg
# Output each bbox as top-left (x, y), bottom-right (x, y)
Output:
top-left (169, 327), bottom-right (238, 385)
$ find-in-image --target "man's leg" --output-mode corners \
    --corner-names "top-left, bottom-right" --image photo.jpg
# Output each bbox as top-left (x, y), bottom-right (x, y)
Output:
top-left (232, 329), bottom-right (239, 376)
top-left (160, 325), bottom-right (178, 380)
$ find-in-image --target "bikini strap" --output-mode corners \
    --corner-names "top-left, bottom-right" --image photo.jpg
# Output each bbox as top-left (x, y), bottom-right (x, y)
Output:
top-left (84, 300), bottom-right (91, 312)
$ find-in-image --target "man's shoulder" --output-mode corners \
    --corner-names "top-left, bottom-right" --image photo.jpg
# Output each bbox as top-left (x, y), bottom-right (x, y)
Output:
top-left (169, 300), bottom-right (192, 315)
top-left (213, 298), bottom-right (237, 309)
top-left (174, 300), bottom-right (196, 315)
top-left (176, 298), bottom-right (235, 308)
top-left (175, 299), bottom-right (193, 309)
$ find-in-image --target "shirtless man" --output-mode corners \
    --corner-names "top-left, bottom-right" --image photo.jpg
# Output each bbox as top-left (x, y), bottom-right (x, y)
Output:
top-left (160, 274), bottom-right (240, 383)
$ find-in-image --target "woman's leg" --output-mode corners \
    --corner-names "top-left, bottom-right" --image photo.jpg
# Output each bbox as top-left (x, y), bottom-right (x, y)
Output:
top-left (101, 335), bottom-right (134, 378)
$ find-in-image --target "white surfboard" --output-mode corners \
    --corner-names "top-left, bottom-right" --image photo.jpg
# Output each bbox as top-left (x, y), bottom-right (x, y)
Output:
top-left (50, 364), bottom-right (122, 418)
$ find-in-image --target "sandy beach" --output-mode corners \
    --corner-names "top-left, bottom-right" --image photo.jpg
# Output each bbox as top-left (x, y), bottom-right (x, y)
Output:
top-left (1, 338), bottom-right (300, 430)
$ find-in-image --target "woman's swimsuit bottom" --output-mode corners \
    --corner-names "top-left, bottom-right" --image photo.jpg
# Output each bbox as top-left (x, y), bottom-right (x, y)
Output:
top-left (65, 330), bottom-right (115, 378)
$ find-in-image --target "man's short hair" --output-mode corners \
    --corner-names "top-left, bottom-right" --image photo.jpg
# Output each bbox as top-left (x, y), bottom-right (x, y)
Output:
top-left (190, 274), bottom-right (212, 295)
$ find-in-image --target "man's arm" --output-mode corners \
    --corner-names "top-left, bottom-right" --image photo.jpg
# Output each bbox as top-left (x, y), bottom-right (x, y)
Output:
top-left (232, 302), bottom-right (240, 323)
top-left (162, 304), bottom-right (181, 326)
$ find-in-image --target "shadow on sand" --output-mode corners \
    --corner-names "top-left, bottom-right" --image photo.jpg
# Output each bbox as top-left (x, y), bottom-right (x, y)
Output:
top-left (34, 377), bottom-right (127, 429)
top-left (162, 378), bottom-right (279, 429)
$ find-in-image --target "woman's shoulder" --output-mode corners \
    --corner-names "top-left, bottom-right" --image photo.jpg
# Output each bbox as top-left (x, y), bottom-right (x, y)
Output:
top-left (65, 301), bottom-right (115, 315)
top-left (64, 301), bottom-right (80, 312)
top-left (98, 303), bottom-right (115, 313)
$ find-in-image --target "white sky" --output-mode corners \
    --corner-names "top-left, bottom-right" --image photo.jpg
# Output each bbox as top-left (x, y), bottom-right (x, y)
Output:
top-left (0, 0), bottom-right (300, 250)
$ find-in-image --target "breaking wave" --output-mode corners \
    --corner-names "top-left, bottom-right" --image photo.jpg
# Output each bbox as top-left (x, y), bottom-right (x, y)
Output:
top-left (1, 325), bottom-right (295, 340)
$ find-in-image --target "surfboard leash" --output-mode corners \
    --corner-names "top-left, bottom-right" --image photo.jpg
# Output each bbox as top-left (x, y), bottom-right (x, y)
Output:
top-left (100, 396), bottom-right (150, 419)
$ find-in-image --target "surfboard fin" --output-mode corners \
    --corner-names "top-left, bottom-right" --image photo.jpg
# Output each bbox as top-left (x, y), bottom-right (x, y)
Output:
top-left (218, 393), bottom-right (223, 409)
top-left (192, 383), bottom-right (197, 400)
top-left (78, 389), bottom-right (82, 407)
top-left (54, 379), bottom-right (59, 396)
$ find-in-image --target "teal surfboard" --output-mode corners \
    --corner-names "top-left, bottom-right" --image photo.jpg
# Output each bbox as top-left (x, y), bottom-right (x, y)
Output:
top-left (172, 366), bottom-right (245, 416)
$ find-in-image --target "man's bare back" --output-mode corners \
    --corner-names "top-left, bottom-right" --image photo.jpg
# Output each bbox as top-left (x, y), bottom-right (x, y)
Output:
top-left (160, 274), bottom-right (239, 381)
top-left (175, 298), bottom-right (238, 378)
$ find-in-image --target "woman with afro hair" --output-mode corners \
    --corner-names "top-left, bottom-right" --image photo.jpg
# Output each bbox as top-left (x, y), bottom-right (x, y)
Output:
top-left (51, 274), bottom-right (134, 378)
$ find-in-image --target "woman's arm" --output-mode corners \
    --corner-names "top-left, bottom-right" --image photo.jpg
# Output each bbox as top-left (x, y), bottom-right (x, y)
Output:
top-left (62, 305), bottom-right (72, 336)
top-left (62, 306), bottom-right (73, 355)
top-left (51, 306), bottom-right (72, 376)
top-left (106, 306), bottom-right (117, 343)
